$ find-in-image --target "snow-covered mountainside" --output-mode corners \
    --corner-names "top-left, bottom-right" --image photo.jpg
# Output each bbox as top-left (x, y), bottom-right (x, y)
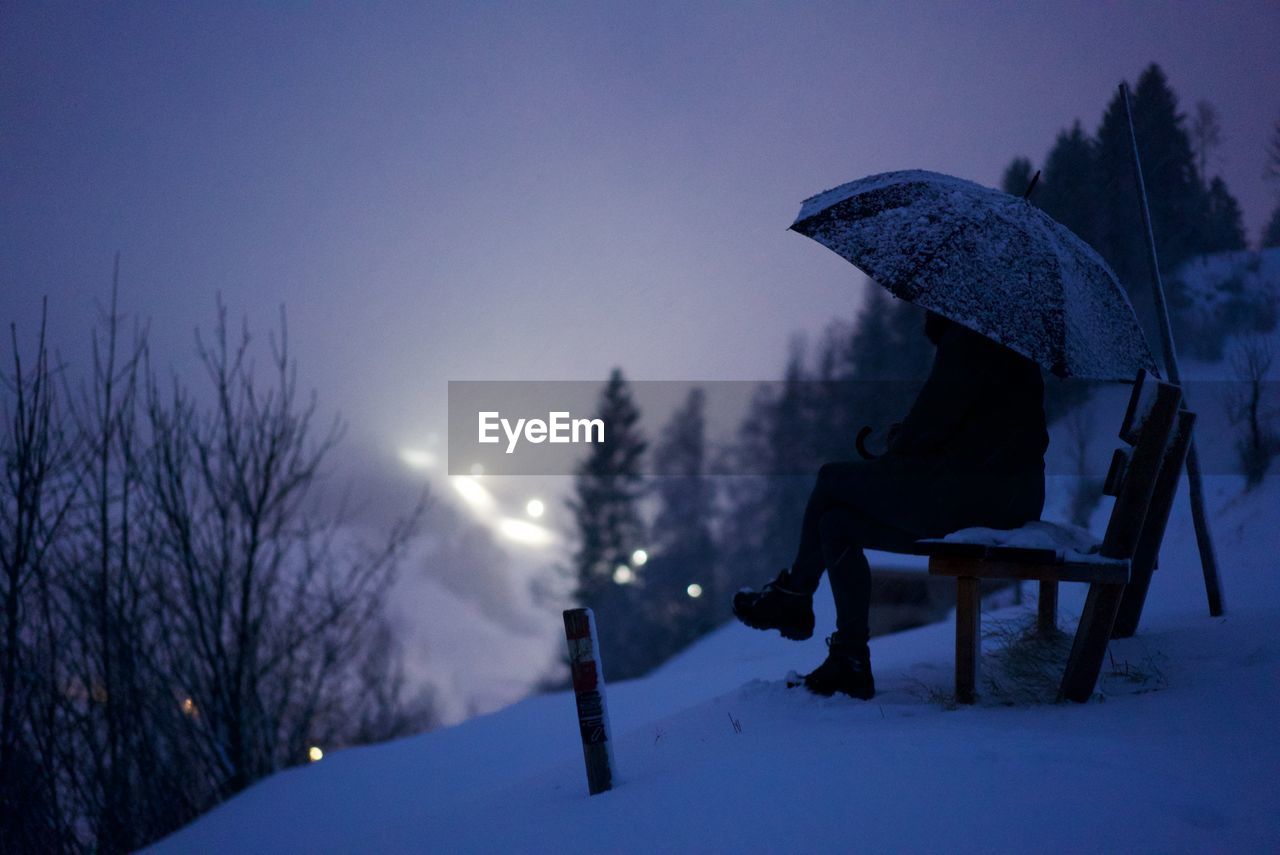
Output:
top-left (1174, 247), bottom-right (1280, 321)
top-left (152, 465), bottom-right (1280, 853)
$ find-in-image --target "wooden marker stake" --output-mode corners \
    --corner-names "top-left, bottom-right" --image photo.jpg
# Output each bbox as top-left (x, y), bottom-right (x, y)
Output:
top-left (563, 607), bottom-right (616, 795)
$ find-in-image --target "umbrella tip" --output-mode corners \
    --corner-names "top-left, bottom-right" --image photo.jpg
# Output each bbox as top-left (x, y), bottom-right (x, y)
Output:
top-left (1022, 170), bottom-right (1041, 201)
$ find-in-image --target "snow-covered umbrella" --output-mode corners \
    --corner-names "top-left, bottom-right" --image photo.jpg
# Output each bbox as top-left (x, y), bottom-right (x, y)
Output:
top-left (790, 169), bottom-right (1158, 380)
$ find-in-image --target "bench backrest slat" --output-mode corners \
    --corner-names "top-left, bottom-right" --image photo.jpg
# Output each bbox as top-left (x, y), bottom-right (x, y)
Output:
top-left (1112, 407), bottom-right (1196, 636)
top-left (1099, 379), bottom-right (1181, 561)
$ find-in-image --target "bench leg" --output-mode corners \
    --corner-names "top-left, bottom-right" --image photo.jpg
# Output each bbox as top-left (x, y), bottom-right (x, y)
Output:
top-left (1113, 564), bottom-right (1152, 640)
top-left (1037, 580), bottom-right (1058, 636)
top-left (1058, 582), bottom-right (1124, 703)
top-left (955, 577), bottom-right (980, 704)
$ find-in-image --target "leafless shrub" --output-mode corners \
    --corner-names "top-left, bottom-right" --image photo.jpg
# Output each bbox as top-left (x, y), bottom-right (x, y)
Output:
top-left (3, 289), bottom-right (430, 852)
top-left (143, 299), bottom-right (423, 799)
top-left (1104, 645), bottom-right (1168, 693)
top-left (904, 676), bottom-right (958, 711)
top-left (982, 612), bottom-right (1166, 705)
top-left (1, 301), bottom-right (79, 852)
top-left (1226, 335), bottom-right (1279, 489)
top-left (981, 615), bottom-right (1075, 705)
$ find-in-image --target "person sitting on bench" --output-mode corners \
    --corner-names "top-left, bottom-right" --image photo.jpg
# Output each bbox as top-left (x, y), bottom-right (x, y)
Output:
top-left (732, 312), bottom-right (1049, 699)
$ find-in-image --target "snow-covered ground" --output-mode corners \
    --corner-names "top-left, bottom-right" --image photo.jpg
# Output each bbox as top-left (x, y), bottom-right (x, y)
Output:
top-left (154, 251), bottom-right (1280, 852)
top-left (152, 467), bottom-right (1280, 853)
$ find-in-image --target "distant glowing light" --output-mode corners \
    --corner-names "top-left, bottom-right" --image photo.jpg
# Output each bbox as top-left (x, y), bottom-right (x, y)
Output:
top-left (631, 549), bottom-right (648, 566)
top-left (181, 697), bottom-right (197, 717)
top-left (308, 746), bottom-right (324, 762)
top-left (398, 448), bottom-right (436, 470)
top-left (686, 583), bottom-right (703, 599)
top-left (526, 498), bottom-right (545, 519)
top-left (469, 463), bottom-right (485, 477)
top-left (451, 476), bottom-right (495, 512)
top-left (613, 564), bottom-right (635, 585)
top-left (498, 518), bottom-right (554, 546)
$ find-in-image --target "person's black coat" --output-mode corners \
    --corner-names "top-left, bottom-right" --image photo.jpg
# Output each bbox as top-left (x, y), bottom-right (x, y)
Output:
top-left (888, 318), bottom-right (1049, 473)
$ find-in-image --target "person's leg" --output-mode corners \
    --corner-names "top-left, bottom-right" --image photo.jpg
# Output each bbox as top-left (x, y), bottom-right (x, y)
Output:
top-left (821, 513), bottom-right (871, 644)
top-left (818, 506), bottom-right (921, 643)
top-left (795, 505), bottom-right (920, 699)
top-left (787, 462), bottom-right (862, 592)
top-left (789, 459), bottom-right (936, 594)
top-left (785, 466), bottom-right (836, 590)
top-left (734, 457), bottom-right (943, 643)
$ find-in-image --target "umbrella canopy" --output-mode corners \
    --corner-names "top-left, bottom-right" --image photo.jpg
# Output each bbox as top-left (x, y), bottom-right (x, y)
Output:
top-left (790, 169), bottom-right (1158, 380)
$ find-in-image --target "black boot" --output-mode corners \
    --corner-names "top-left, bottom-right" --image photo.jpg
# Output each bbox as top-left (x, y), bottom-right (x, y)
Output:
top-left (803, 634), bottom-right (875, 700)
top-left (732, 569), bottom-right (815, 641)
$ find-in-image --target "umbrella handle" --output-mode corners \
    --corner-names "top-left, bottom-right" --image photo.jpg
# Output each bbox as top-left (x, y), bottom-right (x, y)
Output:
top-left (857, 425), bottom-right (897, 461)
top-left (855, 426), bottom-right (877, 460)
top-left (857, 423), bottom-right (902, 459)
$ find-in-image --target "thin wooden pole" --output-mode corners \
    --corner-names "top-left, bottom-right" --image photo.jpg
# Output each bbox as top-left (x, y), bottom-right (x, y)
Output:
top-left (1119, 82), bottom-right (1225, 617)
top-left (563, 608), bottom-right (616, 795)
top-left (954, 577), bottom-right (980, 704)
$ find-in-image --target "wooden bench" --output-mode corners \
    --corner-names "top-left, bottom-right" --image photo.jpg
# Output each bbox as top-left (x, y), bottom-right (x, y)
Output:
top-left (911, 370), bottom-right (1196, 703)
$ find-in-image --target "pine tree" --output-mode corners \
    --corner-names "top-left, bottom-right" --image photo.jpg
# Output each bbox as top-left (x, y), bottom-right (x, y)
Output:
top-left (1202, 176), bottom-right (1247, 253)
top-left (715, 383), bottom-right (784, 597)
top-left (567, 368), bottom-right (647, 676)
top-left (714, 338), bottom-right (819, 602)
top-left (646, 388), bottom-right (717, 658)
top-left (1265, 115), bottom-right (1280, 248)
top-left (1094, 64), bottom-right (1208, 338)
top-left (1094, 89), bottom-right (1146, 292)
top-left (1263, 204), bottom-right (1280, 250)
top-left (756, 342), bottom-right (819, 578)
top-left (1131, 64), bottom-right (1208, 266)
top-left (1038, 121), bottom-right (1099, 247)
top-left (652, 388), bottom-right (713, 563)
top-left (1190, 100), bottom-right (1222, 182)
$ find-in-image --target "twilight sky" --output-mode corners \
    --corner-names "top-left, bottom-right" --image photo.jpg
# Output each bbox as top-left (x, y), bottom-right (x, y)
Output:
top-left (4, 1), bottom-right (1280, 468)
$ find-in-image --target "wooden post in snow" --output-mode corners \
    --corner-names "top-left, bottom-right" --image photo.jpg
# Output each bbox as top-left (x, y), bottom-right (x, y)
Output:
top-left (563, 608), bottom-right (615, 795)
top-left (1120, 82), bottom-right (1225, 617)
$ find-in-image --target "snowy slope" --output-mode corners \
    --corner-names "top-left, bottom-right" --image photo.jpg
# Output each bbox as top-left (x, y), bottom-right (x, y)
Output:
top-left (152, 468), bottom-right (1280, 853)
top-left (156, 281), bottom-right (1280, 852)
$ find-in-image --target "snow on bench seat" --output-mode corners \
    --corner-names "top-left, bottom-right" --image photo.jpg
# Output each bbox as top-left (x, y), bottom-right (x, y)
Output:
top-left (929, 520), bottom-right (1098, 559)
top-left (912, 520), bottom-right (1130, 585)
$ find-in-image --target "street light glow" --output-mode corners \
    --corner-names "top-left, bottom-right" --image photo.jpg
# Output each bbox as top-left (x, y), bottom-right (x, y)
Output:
top-left (498, 518), bottom-right (554, 546)
top-left (398, 447), bottom-right (436, 470)
top-left (451, 476), bottom-right (495, 512)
